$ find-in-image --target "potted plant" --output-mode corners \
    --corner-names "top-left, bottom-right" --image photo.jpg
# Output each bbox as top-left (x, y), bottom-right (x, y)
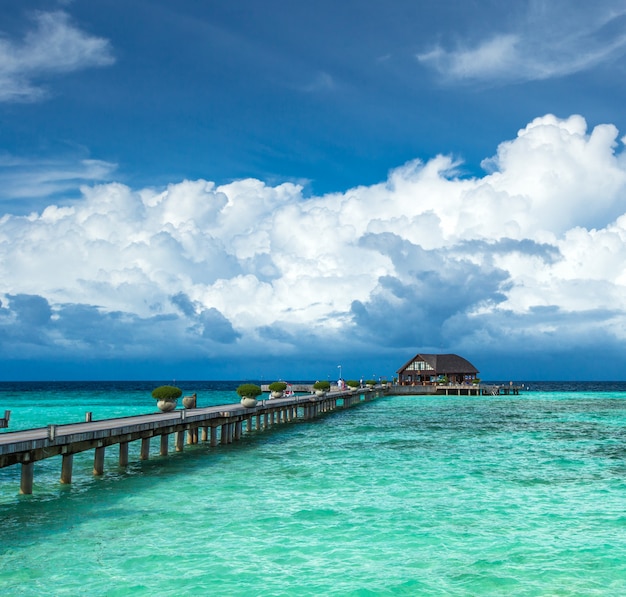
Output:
top-left (346, 380), bottom-right (359, 392)
top-left (237, 383), bottom-right (262, 408)
top-left (152, 385), bottom-right (182, 412)
top-left (380, 378), bottom-right (388, 388)
top-left (182, 392), bottom-right (197, 409)
top-left (365, 379), bottom-right (377, 388)
top-left (313, 380), bottom-right (330, 396)
top-left (268, 381), bottom-right (287, 399)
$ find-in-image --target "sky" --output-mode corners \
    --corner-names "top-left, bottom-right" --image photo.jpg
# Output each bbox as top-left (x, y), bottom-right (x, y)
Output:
top-left (2, 1), bottom-right (626, 381)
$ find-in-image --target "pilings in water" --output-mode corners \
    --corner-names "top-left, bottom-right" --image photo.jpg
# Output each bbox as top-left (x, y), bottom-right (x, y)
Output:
top-left (2, 388), bottom-right (382, 495)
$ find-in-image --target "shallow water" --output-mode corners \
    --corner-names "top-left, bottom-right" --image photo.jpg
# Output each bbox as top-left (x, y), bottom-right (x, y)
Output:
top-left (1, 384), bottom-right (626, 595)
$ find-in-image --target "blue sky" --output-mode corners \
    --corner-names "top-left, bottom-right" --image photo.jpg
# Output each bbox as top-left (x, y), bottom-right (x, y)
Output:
top-left (2, 1), bottom-right (626, 381)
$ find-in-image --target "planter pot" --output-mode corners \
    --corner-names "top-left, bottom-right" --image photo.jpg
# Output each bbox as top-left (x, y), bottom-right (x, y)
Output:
top-left (240, 397), bottom-right (258, 408)
top-left (315, 390), bottom-right (327, 397)
top-left (182, 393), bottom-right (197, 409)
top-left (157, 399), bottom-right (177, 412)
top-left (270, 390), bottom-right (283, 399)
top-left (349, 386), bottom-right (359, 393)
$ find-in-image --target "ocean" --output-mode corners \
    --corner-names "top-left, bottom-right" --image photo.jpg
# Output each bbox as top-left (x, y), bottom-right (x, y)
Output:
top-left (1, 381), bottom-right (625, 596)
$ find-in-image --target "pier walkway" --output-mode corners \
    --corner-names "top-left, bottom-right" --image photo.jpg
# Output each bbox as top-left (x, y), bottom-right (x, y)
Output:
top-left (388, 383), bottom-right (522, 396)
top-left (0, 387), bottom-right (381, 495)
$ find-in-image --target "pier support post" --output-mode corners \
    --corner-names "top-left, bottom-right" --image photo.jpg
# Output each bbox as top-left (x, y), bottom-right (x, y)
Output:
top-left (20, 462), bottom-right (34, 495)
top-left (160, 434), bottom-right (169, 456)
top-left (119, 441), bottom-right (129, 467)
top-left (93, 446), bottom-right (105, 476)
top-left (201, 427), bottom-right (208, 442)
top-left (60, 453), bottom-right (74, 484)
top-left (221, 423), bottom-right (228, 445)
top-left (140, 437), bottom-right (150, 460)
top-left (210, 426), bottom-right (218, 447)
top-left (235, 421), bottom-right (242, 440)
top-left (175, 431), bottom-right (184, 452)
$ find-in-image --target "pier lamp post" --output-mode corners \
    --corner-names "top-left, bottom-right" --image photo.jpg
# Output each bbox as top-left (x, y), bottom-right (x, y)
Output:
top-left (338, 364), bottom-right (342, 380)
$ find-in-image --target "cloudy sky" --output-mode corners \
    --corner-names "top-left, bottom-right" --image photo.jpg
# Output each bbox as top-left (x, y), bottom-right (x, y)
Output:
top-left (2, 1), bottom-right (626, 381)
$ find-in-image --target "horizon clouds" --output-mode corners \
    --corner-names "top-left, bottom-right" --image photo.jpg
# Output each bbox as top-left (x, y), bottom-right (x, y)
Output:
top-left (2, 113), bottom-right (626, 380)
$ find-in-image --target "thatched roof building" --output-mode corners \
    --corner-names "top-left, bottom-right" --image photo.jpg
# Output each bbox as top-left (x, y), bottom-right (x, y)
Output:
top-left (396, 353), bottom-right (479, 385)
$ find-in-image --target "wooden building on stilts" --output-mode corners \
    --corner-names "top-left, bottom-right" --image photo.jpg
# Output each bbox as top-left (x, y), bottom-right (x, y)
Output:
top-left (396, 353), bottom-right (479, 386)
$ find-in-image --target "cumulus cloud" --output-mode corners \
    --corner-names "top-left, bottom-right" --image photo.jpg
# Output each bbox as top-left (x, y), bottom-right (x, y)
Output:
top-left (0, 11), bottom-right (114, 102)
top-left (2, 114), bottom-right (626, 374)
top-left (418, 3), bottom-right (626, 83)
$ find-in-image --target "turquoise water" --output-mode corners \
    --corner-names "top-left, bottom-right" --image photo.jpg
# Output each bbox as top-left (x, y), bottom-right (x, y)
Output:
top-left (1, 385), bottom-right (626, 595)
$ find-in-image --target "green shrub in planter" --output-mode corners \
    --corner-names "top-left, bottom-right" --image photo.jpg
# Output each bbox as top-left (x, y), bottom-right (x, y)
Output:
top-left (313, 380), bottom-right (330, 391)
top-left (346, 380), bottom-right (359, 388)
top-left (236, 383), bottom-right (262, 398)
top-left (151, 385), bottom-right (183, 401)
top-left (365, 379), bottom-right (377, 386)
top-left (268, 381), bottom-right (288, 392)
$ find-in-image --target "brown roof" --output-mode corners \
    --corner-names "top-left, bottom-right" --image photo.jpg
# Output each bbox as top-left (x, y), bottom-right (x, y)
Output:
top-left (396, 353), bottom-right (479, 375)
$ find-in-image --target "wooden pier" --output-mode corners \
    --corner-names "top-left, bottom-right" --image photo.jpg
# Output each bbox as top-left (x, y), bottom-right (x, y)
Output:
top-left (0, 387), bottom-right (381, 495)
top-left (388, 384), bottom-right (522, 396)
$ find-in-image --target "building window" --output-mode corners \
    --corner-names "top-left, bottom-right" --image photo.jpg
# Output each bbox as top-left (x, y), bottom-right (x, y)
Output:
top-left (406, 360), bottom-right (434, 371)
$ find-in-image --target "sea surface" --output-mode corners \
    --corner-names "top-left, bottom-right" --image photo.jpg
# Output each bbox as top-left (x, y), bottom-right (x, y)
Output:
top-left (1, 381), bottom-right (626, 596)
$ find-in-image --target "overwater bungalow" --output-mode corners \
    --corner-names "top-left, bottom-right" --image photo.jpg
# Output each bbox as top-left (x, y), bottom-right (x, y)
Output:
top-left (396, 353), bottom-right (479, 385)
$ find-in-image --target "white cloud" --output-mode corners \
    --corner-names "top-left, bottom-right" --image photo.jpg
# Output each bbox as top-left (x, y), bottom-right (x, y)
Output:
top-left (417, 4), bottom-right (626, 83)
top-left (0, 11), bottom-right (114, 102)
top-left (0, 154), bottom-right (117, 201)
top-left (2, 114), bottom-right (626, 368)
